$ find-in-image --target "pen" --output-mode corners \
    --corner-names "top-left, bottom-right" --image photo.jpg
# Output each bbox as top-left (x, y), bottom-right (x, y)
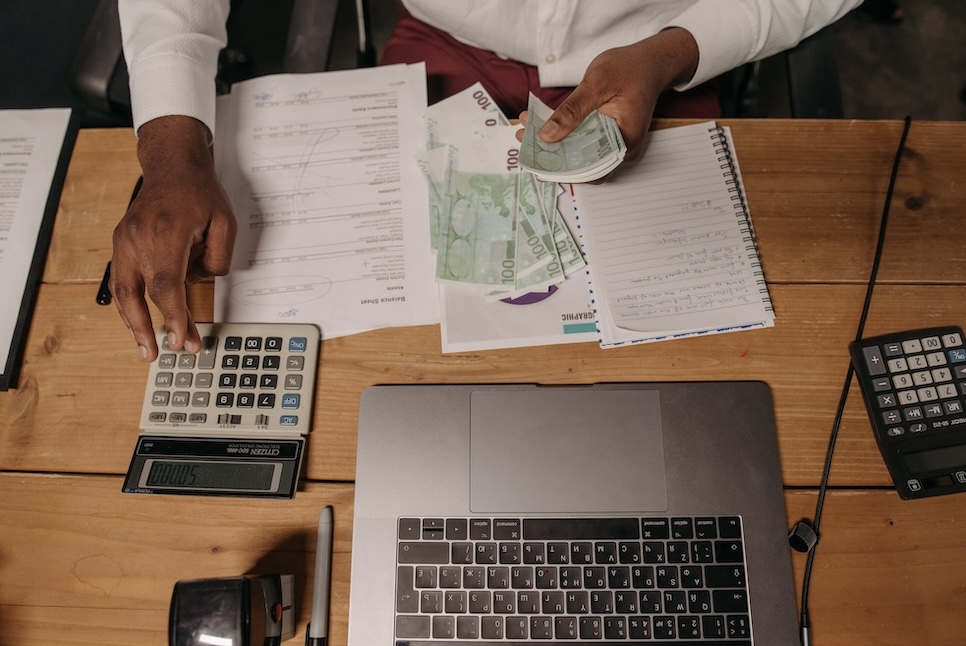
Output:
top-left (307, 505), bottom-right (333, 646)
top-left (96, 261), bottom-right (112, 305)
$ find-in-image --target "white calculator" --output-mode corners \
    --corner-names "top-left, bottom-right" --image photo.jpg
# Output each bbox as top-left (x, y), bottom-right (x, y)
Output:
top-left (122, 322), bottom-right (320, 498)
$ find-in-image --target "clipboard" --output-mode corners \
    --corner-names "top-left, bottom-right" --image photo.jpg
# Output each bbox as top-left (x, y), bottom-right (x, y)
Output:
top-left (0, 108), bottom-right (81, 391)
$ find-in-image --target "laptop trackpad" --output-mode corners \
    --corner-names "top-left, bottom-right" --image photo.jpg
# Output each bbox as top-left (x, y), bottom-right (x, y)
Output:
top-left (469, 389), bottom-right (668, 513)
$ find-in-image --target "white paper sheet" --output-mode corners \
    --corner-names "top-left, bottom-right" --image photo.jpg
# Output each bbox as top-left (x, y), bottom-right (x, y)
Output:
top-left (0, 108), bottom-right (72, 370)
top-left (213, 64), bottom-right (439, 339)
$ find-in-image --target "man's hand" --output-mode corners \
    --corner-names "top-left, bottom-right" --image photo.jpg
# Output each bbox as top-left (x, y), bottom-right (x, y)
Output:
top-left (110, 115), bottom-right (237, 361)
top-left (519, 27), bottom-right (699, 173)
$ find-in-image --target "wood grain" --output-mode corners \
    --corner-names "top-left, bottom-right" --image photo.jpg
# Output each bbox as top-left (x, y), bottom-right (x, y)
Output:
top-left (2, 120), bottom-right (966, 645)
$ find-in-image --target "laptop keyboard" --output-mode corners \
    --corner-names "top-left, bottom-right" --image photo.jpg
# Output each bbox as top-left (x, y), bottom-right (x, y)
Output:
top-left (395, 516), bottom-right (752, 644)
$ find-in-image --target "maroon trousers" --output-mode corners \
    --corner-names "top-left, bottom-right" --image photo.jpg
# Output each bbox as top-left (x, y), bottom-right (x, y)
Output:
top-left (379, 11), bottom-right (721, 119)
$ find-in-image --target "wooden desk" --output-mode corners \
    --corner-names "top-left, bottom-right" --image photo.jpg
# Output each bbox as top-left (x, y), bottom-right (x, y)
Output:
top-left (1, 119), bottom-right (965, 645)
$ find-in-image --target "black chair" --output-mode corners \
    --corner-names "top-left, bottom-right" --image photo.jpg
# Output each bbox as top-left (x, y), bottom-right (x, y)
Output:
top-left (720, 27), bottom-right (845, 119)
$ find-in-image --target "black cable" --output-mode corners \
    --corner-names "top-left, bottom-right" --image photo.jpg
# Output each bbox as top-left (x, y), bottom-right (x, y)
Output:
top-left (798, 115), bottom-right (912, 646)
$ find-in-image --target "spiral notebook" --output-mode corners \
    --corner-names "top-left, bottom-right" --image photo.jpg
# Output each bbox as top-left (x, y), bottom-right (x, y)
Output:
top-left (572, 121), bottom-right (774, 347)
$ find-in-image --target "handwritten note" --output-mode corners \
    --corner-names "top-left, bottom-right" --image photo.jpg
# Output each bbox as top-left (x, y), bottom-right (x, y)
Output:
top-left (572, 122), bottom-right (773, 346)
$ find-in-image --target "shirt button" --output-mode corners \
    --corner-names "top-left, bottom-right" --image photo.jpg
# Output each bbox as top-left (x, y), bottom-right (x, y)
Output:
top-left (545, 53), bottom-right (557, 63)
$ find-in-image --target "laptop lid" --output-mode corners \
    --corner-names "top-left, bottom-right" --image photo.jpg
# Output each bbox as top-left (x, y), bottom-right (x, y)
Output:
top-left (348, 382), bottom-right (798, 644)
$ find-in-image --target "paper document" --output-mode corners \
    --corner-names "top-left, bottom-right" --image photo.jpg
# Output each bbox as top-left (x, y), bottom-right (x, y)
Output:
top-left (213, 64), bottom-right (439, 338)
top-left (0, 108), bottom-right (74, 388)
top-left (573, 122), bottom-right (774, 346)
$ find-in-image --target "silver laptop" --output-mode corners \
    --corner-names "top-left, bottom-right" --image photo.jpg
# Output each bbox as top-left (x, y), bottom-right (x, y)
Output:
top-left (348, 382), bottom-right (798, 644)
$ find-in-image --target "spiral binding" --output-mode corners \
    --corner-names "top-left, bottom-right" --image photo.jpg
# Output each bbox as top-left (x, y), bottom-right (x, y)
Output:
top-left (709, 125), bottom-right (774, 313)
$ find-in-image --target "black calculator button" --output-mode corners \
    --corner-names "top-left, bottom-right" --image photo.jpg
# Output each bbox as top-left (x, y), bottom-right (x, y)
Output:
top-left (224, 336), bottom-right (242, 351)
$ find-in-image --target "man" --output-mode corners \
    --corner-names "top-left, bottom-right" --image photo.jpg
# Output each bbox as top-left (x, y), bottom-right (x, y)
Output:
top-left (112, 0), bottom-right (860, 360)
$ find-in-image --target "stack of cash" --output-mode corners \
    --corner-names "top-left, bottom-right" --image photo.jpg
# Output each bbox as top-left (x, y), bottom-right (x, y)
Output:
top-left (519, 92), bottom-right (626, 183)
top-left (417, 83), bottom-right (585, 301)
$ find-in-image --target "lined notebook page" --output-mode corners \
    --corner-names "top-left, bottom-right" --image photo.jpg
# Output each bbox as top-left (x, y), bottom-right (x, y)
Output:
top-left (572, 122), bottom-right (773, 346)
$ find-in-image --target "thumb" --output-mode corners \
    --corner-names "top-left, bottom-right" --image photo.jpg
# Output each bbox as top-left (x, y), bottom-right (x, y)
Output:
top-left (539, 85), bottom-right (598, 143)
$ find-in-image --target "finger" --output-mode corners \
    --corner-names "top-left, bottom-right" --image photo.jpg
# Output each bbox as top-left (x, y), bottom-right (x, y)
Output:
top-left (144, 240), bottom-right (193, 353)
top-left (109, 255), bottom-right (159, 361)
top-left (539, 85), bottom-right (600, 143)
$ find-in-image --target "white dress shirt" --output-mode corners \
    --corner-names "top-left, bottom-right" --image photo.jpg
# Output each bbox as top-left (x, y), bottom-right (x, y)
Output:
top-left (119, 0), bottom-right (860, 136)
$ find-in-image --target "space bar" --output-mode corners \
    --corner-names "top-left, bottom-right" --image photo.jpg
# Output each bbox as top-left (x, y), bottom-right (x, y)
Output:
top-left (398, 642), bottom-right (751, 646)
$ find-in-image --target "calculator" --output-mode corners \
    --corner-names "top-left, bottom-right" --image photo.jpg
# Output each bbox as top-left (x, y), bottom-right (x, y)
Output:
top-left (850, 326), bottom-right (966, 499)
top-left (122, 322), bottom-right (321, 499)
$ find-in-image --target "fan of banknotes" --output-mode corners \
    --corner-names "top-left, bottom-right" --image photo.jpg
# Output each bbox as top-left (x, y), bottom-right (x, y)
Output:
top-left (519, 92), bottom-right (627, 183)
top-left (416, 83), bottom-right (587, 301)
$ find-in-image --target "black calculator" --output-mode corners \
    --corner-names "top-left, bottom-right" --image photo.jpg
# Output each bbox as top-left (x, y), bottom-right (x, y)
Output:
top-left (850, 326), bottom-right (966, 499)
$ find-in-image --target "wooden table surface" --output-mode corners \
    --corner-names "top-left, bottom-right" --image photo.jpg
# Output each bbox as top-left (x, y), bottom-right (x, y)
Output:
top-left (2, 119), bottom-right (965, 645)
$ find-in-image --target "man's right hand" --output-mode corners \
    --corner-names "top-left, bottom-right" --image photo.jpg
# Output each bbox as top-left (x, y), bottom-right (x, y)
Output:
top-left (110, 115), bottom-right (237, 361)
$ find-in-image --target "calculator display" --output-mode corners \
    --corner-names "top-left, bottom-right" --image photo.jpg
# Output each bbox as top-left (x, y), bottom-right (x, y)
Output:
top-left (903, 444), bottom-right (966, 474)
top-left (142, 459), bottom-right (281, 492)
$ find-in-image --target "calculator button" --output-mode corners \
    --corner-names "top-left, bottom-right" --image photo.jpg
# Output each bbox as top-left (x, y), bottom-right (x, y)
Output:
top-left (260, 374), bottom-right (279, 389)
top-left (169, 413), bottom-right (187, 423)
top-left (219, 374), bottom-right (237, 388)
top-left (237, 393), bottom-right (255, 408)
top-left (945, 401), bottom-right (964, 414)
top-left (280, 415), bottom-right (299, 426)
top-left (955, 471), bottom-right (966, 484)
top-left (158, 354), bottom-right (177, 369)
top-left (926, 352), bottom-right (946, 367)
top-left (242, 355), bottom-right (260, 369)
top-left (285, 375), bottom-right (303, 390)
top-left (949, 349), bottom-right (966, 363)
top-left (287, 356), bottom-right (305, 371)
top-left (937, 384), bottom-right (957, 398)
top-left (922, 336), bottom-right (943, 350)
top-left (245, 337), bottom-right (262, 351)
top-left (909, 423), bottom-right (927, 433)
top-left (906, 479), bottom-right (922, 492)
top-left (172, 392), bottom-right (190, 407)
top-left (266, 337), bottom-right (283, 351)
top-left (861, 346), bottom-right (887, 375)
top-left (289, 337), bottom-right (308, 352)
top-left (216, 393), bottom-right (235, 407)
top-left (882, 342), bottom-right (903, 357)
top-left (263, 356), bottom-right (281, 371)
top-left (152, 391), bottom-right (170, 406)
top-left (887, 358), bottom-right (908, 373)
top-left (189, 413), bottom-right (207, 423)
top-left (902, 339), bottom-right (923, 354)
top-left (240, 374), bottom-right (258, 388)
top-left (878, 393), bottom-right (898, 407)
top-left (225, 336), bottom-right (243, 351)
top-left (932, 368), bottom-right (952, 382)
top-left (886, 426), bottom-right (904, 437)
top-left (196, 373), bottom-right (213, 388)
top-left (882, 410), bottom-right (901, 424)
top-left (923, 404), bottom-right (944, 418)
top-left (192, 392), bottom-right (210, 407)
top-left (155, 372), bottom-right (174, 387)
top-left (149, 412), bottom-right (167, 423)
top-left (281, 394), bottom-right (301, 409)
top-left (902, 407), bottom-right (923, 421)
top-left (872, 377), bottom-right (891, 391)
top-left (198, 337), bottom-right (218, 369)
top-left (943, 332), bottom-right (964, 347)
top-left (178, 354), bottom-right (196, 369)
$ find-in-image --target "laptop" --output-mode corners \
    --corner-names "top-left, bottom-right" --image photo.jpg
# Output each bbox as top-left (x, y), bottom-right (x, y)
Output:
top-left (348, 382), bottom-right (798, 644)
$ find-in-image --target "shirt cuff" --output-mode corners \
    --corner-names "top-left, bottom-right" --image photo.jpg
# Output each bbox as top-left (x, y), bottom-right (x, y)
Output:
top-left (128, 51), bottom-right (219, 137)
top-left (665, 4), bottom-right (762, 91)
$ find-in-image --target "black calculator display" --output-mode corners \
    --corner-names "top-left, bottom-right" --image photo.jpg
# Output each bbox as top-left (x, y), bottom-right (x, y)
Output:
top-left (850, 326), bottom-right (966, 499)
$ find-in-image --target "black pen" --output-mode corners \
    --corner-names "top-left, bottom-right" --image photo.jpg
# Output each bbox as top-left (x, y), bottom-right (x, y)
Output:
top-left (306, 505), bottom-right (333, 646)
top-left (96, 261), bottom-right (112, 305)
